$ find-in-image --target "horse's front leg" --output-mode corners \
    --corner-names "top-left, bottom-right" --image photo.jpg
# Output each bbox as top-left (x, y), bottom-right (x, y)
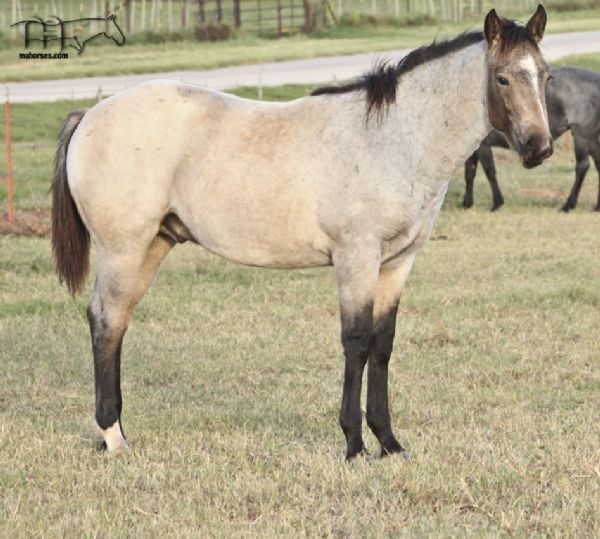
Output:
top-left (333, 246), bottom-right (381, 460)
top-left (478, 144), bottom-right (504, 211)
top-left (366, 255), bottom-right (415, 458)
top-left (562, 135), bottom-right (590, 212)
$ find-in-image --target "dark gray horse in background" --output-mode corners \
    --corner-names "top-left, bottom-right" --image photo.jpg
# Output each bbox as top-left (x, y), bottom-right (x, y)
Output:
top-left (463, 67), bottom-right (600, 211)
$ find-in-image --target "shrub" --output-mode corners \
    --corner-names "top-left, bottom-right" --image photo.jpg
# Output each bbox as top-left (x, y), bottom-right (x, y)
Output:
top-left (194, 23), bottom-right (232, 42)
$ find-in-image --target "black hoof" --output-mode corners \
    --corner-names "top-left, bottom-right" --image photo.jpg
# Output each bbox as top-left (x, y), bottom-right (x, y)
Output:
top-left (96, 440), bottom-right (108, 452)
top-left (560, 205), bottom-right (572, 213)
top-left (346, 446), bottom-right (370, 462)
top-left (379, 435), bottom-right (409, 459)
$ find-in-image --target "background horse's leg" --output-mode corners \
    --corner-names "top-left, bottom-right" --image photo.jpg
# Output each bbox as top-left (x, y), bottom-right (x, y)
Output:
top-left (89, 234), bottom-right (174, 451)
top-left (589, 140), bottom-right (600, 211)
top-left (478, 144), bottom-right (504, 211)
top-left (463, 151), bottom-right (479, 209)
top-left (366, 255), bottom-right (415, 458)
top-left (562, 135), bottom-right (590, 212)
top-left (333, 246), bottom-right (381, 460)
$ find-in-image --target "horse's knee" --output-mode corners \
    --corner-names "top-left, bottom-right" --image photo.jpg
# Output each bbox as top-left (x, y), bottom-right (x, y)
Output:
top-left (341, 327), bottom-right (372, 365)
top-left (576, 157), bottom-right (590, 176)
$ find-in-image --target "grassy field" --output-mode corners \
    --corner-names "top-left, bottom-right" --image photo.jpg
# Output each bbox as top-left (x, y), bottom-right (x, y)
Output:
top-left (1, 60), bottom-right (600, 536)
top-left (1, 7), bottom-right (600, 82)
top-left (1, 144), bottom-right (599, 537)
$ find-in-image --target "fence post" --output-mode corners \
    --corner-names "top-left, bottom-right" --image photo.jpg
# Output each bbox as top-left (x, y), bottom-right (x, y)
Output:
top-left (4, 94), bottom-right (14, 224)
top-left (125, 0), bottom-right (132, 33)
top-left (198, 0), bottom-right (205, 24)
top-left (216, 0), bottom-right (222, 23)
top-left (181, 0), bottom-right (187, 27)
top-left (233, 0), bottom-right (241, 28)
top-left (302, 0), bottom-right (311, 33)
top-left (277, 0), bottom-right (282, 36)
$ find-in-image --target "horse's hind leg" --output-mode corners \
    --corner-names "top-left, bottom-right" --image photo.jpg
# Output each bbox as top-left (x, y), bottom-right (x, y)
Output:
top-left (589, 140), bottom-right (600, 211)
top-left (478, 144), bottom-right (504, 211)
top-left (89, 234), bottom-right (174, 451)
top-left (463, 151), bottom-right (478, 209)
top-left (366, 255), bottom-right (415, 458)
top-left (562, 135), bottom-right (590, 212)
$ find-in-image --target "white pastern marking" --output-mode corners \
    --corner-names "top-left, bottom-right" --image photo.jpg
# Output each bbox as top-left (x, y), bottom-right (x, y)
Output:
top-left (97, 420), bottom-right (130, 452)
top-left (519, 54), bottom-right (547, 124)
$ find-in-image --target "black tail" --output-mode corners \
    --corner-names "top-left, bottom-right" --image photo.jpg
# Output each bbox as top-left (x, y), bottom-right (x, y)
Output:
top-left (51, 109), bottom-right (90, 296)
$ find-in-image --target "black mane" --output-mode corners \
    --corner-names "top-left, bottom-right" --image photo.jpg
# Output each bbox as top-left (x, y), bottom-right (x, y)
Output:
top-left (311, 31), bottom-right (486, 119)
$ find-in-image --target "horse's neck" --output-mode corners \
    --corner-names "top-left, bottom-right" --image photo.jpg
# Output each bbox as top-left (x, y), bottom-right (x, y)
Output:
top-left (385, 41), bottom-right (490, 184)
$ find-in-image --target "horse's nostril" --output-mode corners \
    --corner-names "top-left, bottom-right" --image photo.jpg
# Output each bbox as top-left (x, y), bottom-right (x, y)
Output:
top-left (524, 136), bottom-right (539, 151)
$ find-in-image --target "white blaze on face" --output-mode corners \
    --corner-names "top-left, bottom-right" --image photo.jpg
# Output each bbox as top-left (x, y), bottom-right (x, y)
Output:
top-left (97, 420), bottom-right (129, 452)
top-left (519, 54), bottom-right (547, 124)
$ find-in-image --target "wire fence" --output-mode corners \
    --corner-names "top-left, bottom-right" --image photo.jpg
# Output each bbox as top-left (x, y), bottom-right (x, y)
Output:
top-left (0, 0), bottom-right (568, 39)
top-left (0, 96), bottom-right (97, 223)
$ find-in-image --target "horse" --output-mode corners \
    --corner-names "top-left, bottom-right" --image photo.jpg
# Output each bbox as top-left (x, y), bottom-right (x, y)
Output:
top-left (463, 67), bottom-right (600, 211)
top-left (11, 14), bottom-right (126, 55)
top-left (52, 6), bottom-right (552, 460)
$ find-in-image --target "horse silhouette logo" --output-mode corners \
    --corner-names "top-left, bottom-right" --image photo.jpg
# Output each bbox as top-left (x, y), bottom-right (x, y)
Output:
top-left (12, 14), bottom-right (126, 55)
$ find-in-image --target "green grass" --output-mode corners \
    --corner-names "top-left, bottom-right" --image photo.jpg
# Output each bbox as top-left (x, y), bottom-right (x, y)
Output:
top-left (1, 144), bottom-right (599, 536)
top-left (1, 7), bottom-right (600, 83)
top-left (1, 65), bottom-right (600, 537)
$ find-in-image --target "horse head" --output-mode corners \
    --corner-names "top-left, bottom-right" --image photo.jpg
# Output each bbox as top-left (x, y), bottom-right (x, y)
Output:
top-left (105, 13), bottom-right (126, 46)
top-left (485, 4), bottom-right (553, 169)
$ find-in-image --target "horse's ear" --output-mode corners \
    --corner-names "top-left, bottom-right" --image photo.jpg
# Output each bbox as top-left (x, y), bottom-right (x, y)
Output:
top-left (484, 9), bottom-right (502, 48)
top-left (526, 4), bottom-right (547, 43)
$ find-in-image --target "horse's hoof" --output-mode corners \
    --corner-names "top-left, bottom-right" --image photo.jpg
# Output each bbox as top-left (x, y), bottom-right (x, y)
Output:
top-left (95, 420), bottom-right (130, 452)
top-left (345, 447), bottom-right (370, 463)
top-left (560, 205), bottom-right (572, 213)
top-left (381, 447), bottom-right (410, 459)
top-left (97, 439), bottom-right (130, 454)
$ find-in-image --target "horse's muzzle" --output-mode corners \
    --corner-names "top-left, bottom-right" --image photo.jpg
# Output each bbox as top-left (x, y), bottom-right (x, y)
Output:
top-left (520, 136), bottom-right (553, 169)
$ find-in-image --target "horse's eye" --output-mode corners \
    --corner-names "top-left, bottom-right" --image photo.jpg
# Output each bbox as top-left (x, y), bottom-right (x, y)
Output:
top-left (496, 76), bottom-right (509, 86)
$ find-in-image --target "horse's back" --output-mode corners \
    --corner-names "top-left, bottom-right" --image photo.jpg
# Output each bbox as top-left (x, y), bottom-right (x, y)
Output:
top-left (549, 67), bottom-right (600, 137)
top-left (67, 80), bottom-right (334, 266)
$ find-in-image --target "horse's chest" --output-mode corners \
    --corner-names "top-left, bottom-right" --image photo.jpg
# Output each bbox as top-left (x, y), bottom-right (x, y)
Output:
top-left (381, 182), bottom-right (448, 262)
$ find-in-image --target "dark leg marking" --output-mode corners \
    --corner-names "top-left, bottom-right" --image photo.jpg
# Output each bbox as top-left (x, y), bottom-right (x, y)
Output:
top-left (88, 301), bottom-right (128, 449)
top-left (562, 136), bottom-right (590, 212)
top-left (478, 144), bottom-right (504, 211)
top-left (339, 305), bottom-right (373, 460)
top-left (366, 305), bottom-right (407, 457)
top-left (589, 141), bottom-right (600, 211)
top-left (463, 152), bottom-right (478, 209)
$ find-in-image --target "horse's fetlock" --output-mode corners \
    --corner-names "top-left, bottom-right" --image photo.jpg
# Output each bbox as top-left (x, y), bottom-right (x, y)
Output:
top-left (95, 409), bottom-right (120, 431)
top-left (366, 411), bottom-right (389, 436)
